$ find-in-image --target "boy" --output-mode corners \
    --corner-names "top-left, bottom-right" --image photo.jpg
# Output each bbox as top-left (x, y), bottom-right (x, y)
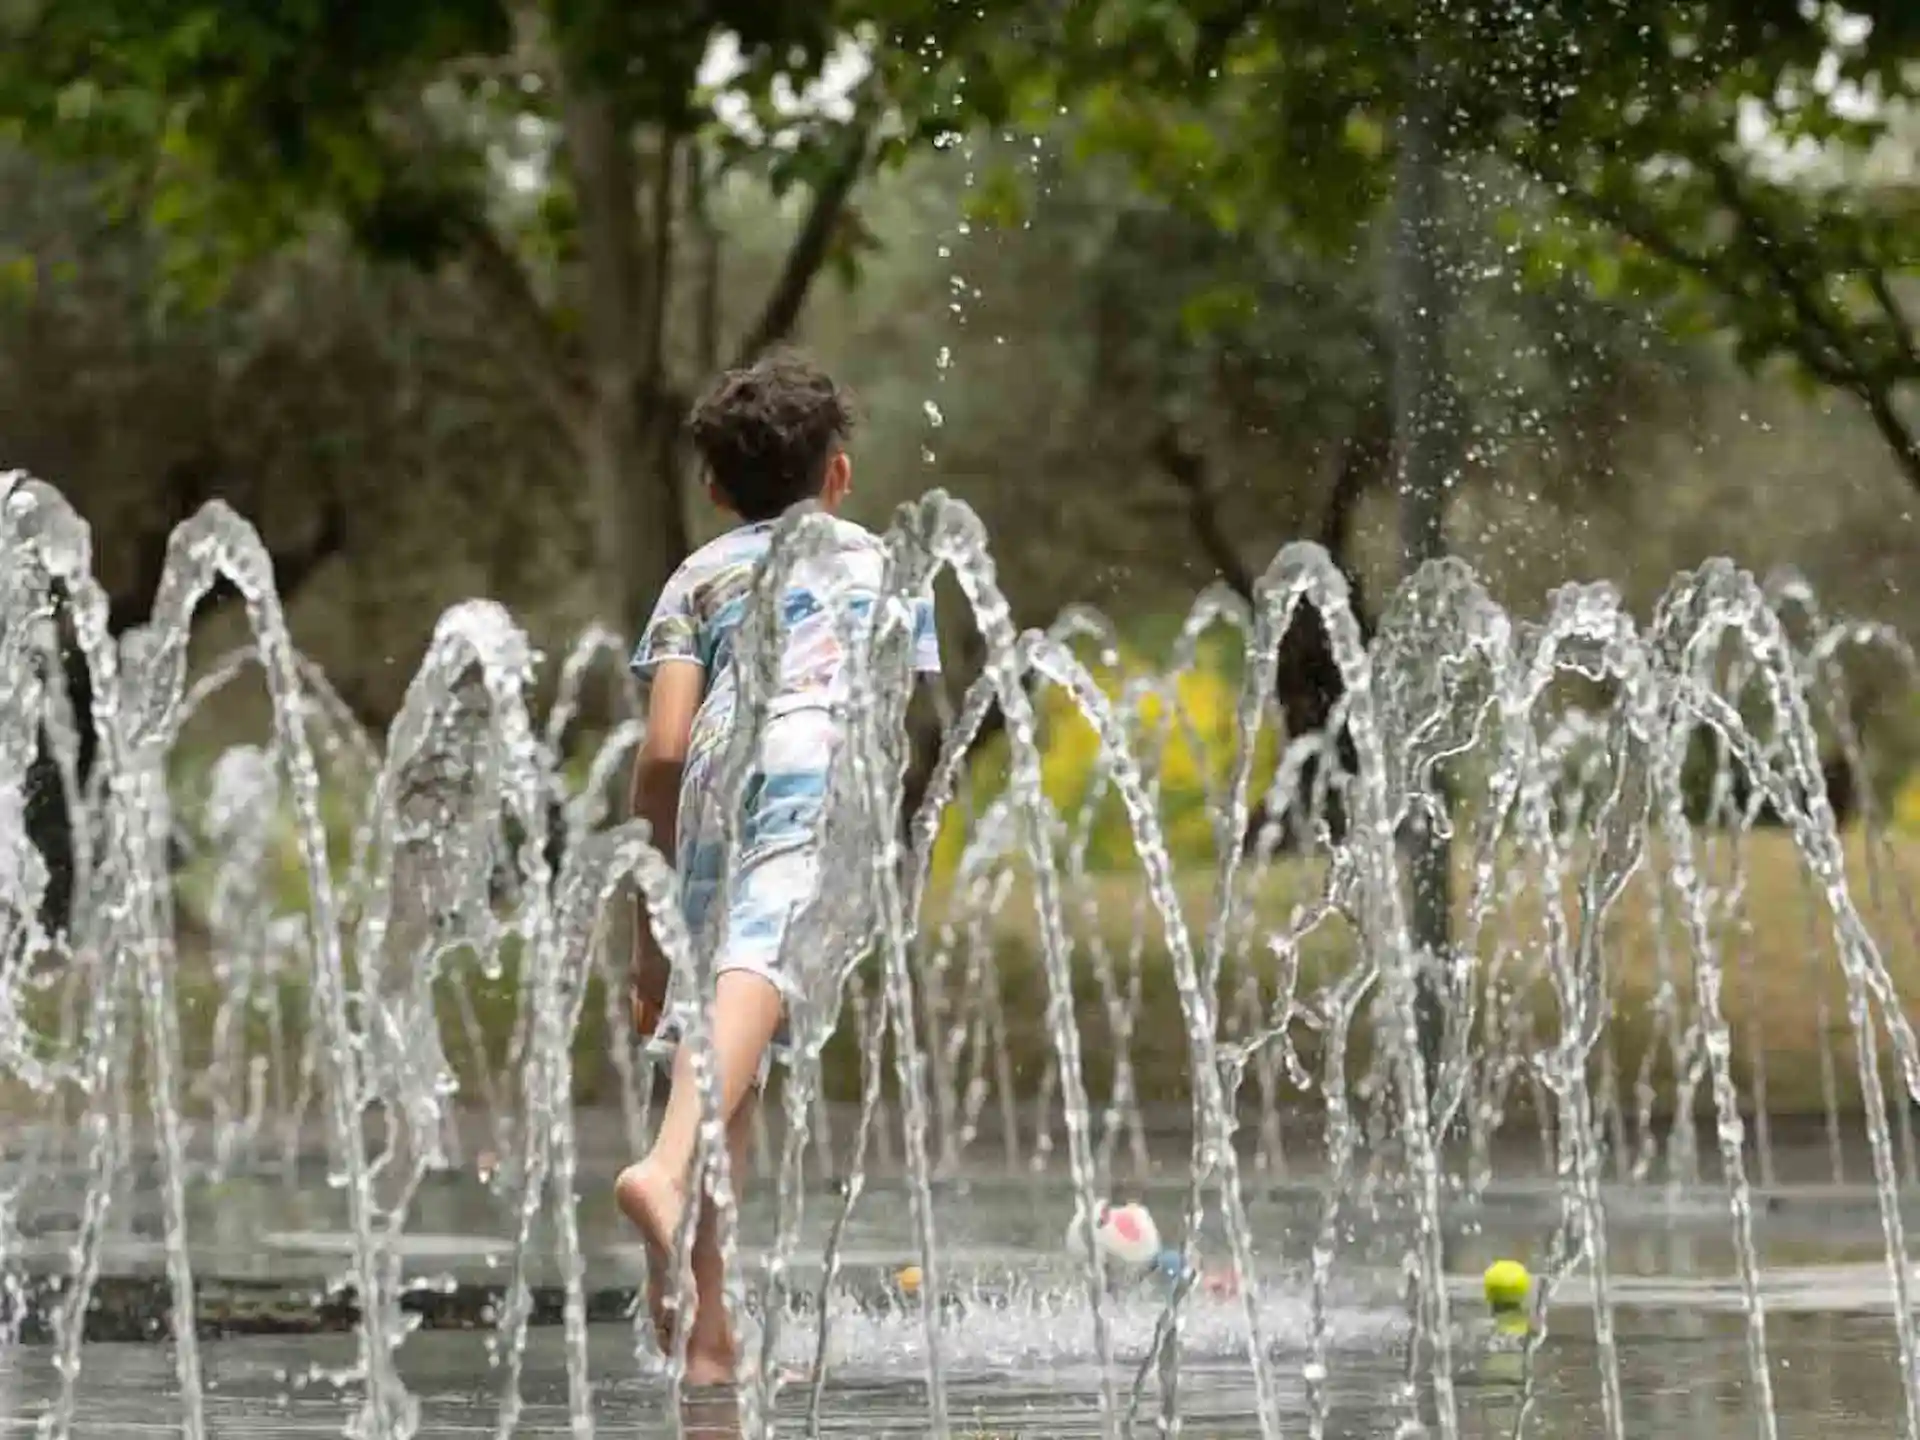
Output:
top-left (616, 350), bottom-right (939, 1386)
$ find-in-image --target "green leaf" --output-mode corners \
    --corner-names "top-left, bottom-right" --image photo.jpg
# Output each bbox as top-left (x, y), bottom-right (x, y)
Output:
top-left (965, 163), bottom-right (1031, 230)
top-left (1177, 280), bottom-right (1258, 339)
top-left (1586, 248), bottom-right (1622, 300)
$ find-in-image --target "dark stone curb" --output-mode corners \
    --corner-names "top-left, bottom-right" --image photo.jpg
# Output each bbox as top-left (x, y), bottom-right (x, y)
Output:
top-left (2, 1274), bottom-right (643, 1344)
top-left (0, 1270), bottom-right (953, 1346)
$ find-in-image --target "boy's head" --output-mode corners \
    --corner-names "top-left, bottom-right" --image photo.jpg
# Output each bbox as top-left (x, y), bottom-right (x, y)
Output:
top-left (688, 350), bottom-right (854, 522)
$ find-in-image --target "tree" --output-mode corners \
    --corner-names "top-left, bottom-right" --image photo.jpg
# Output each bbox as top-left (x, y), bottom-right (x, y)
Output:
top-left (0, 0), bottom-right (990, 634)
top-left (918, 0), bottom-right (1917, 859)
top-left (955, 0), bottom-right (1919, 486)
top-left (1, 141), bottom-right (584, 929)
top-left (908, 1), bottom-right (1916, 1072)
top-left (1048, 165), bottom-right (1386, 844)
top-left (1506, 22), bottom-right (1920, 490)
top-left (926, 126), bottom-right (1682, 846)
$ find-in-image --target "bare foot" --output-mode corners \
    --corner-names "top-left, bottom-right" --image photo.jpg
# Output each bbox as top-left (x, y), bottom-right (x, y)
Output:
top-left (616, 1160), bottom-right (684, 1351)
top-left (683, 1347), bottom-right (737, 1388)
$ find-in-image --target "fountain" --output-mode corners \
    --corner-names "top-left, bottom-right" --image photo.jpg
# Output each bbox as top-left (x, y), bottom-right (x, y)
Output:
top-left (3, 466), bottom-right (1920, 1439)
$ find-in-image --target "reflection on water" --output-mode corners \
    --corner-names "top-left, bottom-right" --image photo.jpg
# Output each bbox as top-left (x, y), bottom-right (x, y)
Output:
top-left (0, 1307), bottom-right (1904, 1437)
top-left (0, 1151), bottom-right (1915, 1436)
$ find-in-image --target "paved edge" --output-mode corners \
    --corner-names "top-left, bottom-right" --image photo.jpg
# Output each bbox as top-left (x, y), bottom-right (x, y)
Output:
top-left (0, 1271), bottom-right (927, 1345)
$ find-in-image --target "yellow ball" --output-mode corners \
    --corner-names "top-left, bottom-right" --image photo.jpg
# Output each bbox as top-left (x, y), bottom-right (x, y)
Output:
top-left (896, 1265), bottom-right (923, 1296)
top-left (1483, 1259), bottom-right (1531, 1313)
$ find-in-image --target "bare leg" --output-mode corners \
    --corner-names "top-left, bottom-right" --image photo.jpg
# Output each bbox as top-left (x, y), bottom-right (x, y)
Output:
top-left (616, 971), bottom-right (784, 1381)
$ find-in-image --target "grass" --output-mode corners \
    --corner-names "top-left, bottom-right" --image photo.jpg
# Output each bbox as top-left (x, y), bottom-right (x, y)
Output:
top-left (817, 826), bottom-right (1920, 1122)
top-left (7, 829), bottom-right (1918, 1129)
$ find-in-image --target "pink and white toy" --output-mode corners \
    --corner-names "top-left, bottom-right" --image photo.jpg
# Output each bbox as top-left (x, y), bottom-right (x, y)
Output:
top-left (1064, 1200), bottom-right (1163, 1271)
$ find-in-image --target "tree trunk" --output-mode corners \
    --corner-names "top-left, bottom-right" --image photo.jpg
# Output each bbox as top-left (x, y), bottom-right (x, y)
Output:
top-left (579, 388), bottom-right (689, 643)
top-left (563, 91), bottom-right (688, 640)
top-left (564, 103), bottom-right (871, 640)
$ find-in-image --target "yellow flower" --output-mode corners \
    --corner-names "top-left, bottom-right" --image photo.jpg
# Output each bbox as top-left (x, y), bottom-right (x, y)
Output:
top-left (1896, 773), bottom-right (1920, 836)
top-left (925, 640), bottom-right (1276, 879)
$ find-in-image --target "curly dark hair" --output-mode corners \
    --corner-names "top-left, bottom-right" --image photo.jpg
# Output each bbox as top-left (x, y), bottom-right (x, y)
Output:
top-left (687, 350), bottom-right (855, 522)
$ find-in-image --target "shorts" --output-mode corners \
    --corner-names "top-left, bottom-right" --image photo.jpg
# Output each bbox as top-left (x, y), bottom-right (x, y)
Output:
top-left (641, 706), bottom-right (849, 1085)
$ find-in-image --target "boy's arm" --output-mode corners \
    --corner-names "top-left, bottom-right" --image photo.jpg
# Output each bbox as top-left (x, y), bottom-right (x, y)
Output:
top-left (628, 658), bottom-right (702, 1036)
top-left (631, 659), bottom-right (700, 856)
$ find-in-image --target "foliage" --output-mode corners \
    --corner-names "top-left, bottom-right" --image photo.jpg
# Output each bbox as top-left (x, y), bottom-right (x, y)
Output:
top-left (1498, 13), bottom-right (1920, 485)
top-left (930, 637), bottom-right (1276, 877)
top-left (0, 0), bottom-right (1010, 637)
top-left (1047, 146), bottom-right (1697, 512)
top-left (0, 146), bottom-right (581, 715)
top-left (0, 0), bottom-right (1012, 289)
top-left (0, 1), bottom-right (835, 268)
top-left (4, 3), bottom-right (1919, 761)
top-left (950, 0), bottom-right (1920, 485)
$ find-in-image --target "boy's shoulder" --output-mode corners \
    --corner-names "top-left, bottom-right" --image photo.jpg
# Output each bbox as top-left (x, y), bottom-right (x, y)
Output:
top-left (681, 523), bottom-right (775, 573)
top-left (806, 518), bottom-right (897, 592)
top-left (671, 516), bottom-right (889, 601)
top-left (685, 514), bottom-right (881, 559)
top-left (753, 514), bottom-right (890, 576)
top-left (818, 514), bottom-right (886, 557)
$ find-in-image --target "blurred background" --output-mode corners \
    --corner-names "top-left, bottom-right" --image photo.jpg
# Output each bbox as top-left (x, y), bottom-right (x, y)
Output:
top-left (8, 17), bottom-right (1920, 1434)
top-left (1, 0), bottom-right (1916, 804)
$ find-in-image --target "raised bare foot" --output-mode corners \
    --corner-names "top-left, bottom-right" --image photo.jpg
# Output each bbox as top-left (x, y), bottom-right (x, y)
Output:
top-left (616, 1160), bottom-right (685, 1351)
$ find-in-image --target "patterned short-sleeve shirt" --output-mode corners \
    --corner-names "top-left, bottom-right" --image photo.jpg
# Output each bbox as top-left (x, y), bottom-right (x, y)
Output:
top-left (631, 517), bottom-right (940, 767)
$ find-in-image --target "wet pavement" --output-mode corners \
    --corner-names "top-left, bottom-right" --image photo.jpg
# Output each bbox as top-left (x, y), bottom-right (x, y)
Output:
top-left (3, 1124), bottom-right (1918, 1435)
top-left (0, 1282), bottom-right (1910, 1435)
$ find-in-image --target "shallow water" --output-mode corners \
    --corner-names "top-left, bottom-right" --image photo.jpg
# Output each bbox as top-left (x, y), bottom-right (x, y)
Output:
top-left (0, 1309), bottom-right (1907, 1438)
top-left (4, 1129), bottom-right (1917, 1437)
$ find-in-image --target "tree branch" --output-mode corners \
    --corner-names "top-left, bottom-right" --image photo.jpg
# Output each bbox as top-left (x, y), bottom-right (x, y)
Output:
top-left (730, 118), bottom-right (874, 368)
top-left (1850, 378), bottom-right (1920, 490)
top-left (1701, 155), bottom-right (1864, 369)
top-left (901, 627), bottom-right (1012, 826)
top-left (1316, 428), bottom-right (1375, 635)
top-left (1699, 153), bottom-right (1920, 490)
top-left (1534, 156), bottom-right (1920, 490)
top-left (1525, 154), bottom-right (1844, 369)
top-left (637, 130), bottom-right (679, 401)
top-left (1545, 172), bottom-right (1758, 311)
top-left (1868, 267), bottom-right (1917, 374)
top-left (1150, 417), bottom-right (1377, 633)
top-left (688, 143), bottom-right (723, 376)
top-left (109, 456), bottom-right (216, 633)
